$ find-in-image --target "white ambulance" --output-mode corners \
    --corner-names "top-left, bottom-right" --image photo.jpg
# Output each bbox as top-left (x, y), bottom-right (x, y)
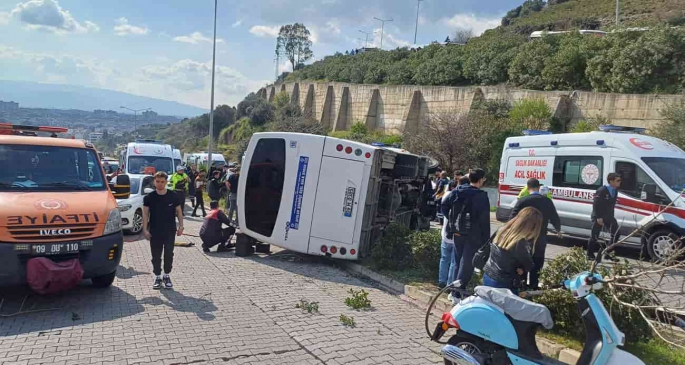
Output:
top-left (496, 126), bottom-right (685, 261)
top-left (121, 140), bottom-right (174, 183)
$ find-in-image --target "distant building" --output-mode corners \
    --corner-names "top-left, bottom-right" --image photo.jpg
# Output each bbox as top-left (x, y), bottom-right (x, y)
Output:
top-left (89, 132), bottom-right (104, 142)
top-left (0, 101), bottom-right (19, 111)
top-left (94, 109), bottom-right (118, 116)
top-left (142, 110), bottom-right (158, 120)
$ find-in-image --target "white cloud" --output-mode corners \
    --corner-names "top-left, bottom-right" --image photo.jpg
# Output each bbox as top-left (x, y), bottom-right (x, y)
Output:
top-left (367, 28), bottom-right (410, 49)
top-left (138, 59), bottom-right (269, 107)
top-left (113, 17), bottom-right (149, 36)
top-left (173, 31), bottom-right (224, 44)
top-left (0, 11), bottom-right (11, 25)
top-left (232, 19), bottom-right (243, 28)
top-left (10, 0), bottom-right (99, 34)
top-left (443, 13), bottom-right (500, 36)
top-left (249, 25), bottom-right (280, 38)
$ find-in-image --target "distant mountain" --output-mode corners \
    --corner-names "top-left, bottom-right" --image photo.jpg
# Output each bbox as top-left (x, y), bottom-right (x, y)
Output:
top-left (0, 80), bottom-right (207, 117)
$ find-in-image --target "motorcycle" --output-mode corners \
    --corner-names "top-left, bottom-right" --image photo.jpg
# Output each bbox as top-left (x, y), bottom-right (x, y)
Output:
top-left (426, 267), bottom-right (645, 365)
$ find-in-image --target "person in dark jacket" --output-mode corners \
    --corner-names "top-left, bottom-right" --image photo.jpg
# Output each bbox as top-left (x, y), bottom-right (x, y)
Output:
top-left (484, 206), bottom-right (543, 294)
top-left (186, 164), bottom-right (197, 208)
top-left (444, 168), bottom-right (491, 290)
top-left (207, 169), bottom-right (223, 202)
top-left (200, 201), bottom-right (236, 253)
top-left (509, 178), bottom-right (562, 289)
top-left (587, 173), bottom-right (622, 261)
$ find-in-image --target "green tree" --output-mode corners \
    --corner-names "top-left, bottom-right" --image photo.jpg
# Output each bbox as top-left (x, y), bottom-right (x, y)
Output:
top-left (541, 32), bottom-right (599, 90)
top-left (509, 38), bottom-right (557, 90)
top-left (276, 23), bottom-right (314, 71)
top-left (462, 31), bottom-right (526, 85)
top-left (652, 103), bottom-right (685, 150)
top-left (509, 98), bottom-right (554, 130)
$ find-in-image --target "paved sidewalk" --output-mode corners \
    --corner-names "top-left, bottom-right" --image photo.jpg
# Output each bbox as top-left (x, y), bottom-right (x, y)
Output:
top-left (0, 216), bottom-right (443, 365)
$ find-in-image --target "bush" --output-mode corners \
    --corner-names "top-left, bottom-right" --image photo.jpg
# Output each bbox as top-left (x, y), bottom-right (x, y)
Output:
top-left (371, 224), bottom-right (413, 271)
top-left (410, 229), bottom-right (442, 278)
top-left (568, 118), bottom-right (603, 133)
top-left (509, 98), bottom-right (554, 130)
top-left (534, 248), bottom-right (653, 344)
top-left (652, 103), bottom-right (685, 150)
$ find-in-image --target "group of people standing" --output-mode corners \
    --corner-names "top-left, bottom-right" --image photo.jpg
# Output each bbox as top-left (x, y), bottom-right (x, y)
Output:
top-left (436, 168), bottom-right (622, 297)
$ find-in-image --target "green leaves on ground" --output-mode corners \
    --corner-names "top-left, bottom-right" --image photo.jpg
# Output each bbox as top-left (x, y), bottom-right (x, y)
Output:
top-left (345, 289), bottom-right (372, 310)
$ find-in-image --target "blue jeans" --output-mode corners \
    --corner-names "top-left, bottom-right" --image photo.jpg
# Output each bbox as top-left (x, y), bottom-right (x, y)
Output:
top-left (438, 240), bottom-right (456, 286)
top-left (483, 273), bottom-right (519, 295)
top-left (453, 235), bottom-right (479, 289)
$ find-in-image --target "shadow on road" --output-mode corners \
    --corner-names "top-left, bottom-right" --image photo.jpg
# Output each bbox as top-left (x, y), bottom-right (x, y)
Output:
top-left (139, 290), bottom-right (217, 321)
top-left (0, 283), bottom-right (145, 337)
top-left (116, 265), bottom-right (150, 280)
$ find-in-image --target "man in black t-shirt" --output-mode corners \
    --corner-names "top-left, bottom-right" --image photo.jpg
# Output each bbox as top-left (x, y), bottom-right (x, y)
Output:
top-left (143, 171), bottom-right (184, 290)
top-left (226, 168), bottom-right (239, 226)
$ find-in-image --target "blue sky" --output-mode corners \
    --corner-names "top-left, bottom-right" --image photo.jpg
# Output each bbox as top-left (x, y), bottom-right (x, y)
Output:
top-left (0, 0), bottom-right (522, 110)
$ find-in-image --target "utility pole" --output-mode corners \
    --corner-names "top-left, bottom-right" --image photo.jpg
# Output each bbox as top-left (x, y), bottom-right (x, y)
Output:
top-left (359, 30), bottom-right (374, 48)
top-left (615, 0), bottom-right (619, 25)
top-left (207, 0), bottom-right (217, 171)
top-left (120, 106), bottom-right (151, 132)
top-left (373, 17), bottom-right (393, 50)
top-left (414, 0), bottom-right (425, 44)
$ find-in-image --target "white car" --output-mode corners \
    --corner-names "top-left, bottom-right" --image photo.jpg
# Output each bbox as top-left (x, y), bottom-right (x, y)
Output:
top-left (116, 175), bottom-right (154, 234)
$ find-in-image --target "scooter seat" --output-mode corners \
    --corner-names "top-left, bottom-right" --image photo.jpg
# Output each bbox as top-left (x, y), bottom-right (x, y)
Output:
top-left (474, 286), bottom-right (554, 329)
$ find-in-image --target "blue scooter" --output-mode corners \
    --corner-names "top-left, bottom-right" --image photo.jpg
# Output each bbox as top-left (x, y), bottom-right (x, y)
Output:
top-left (427, 270), bottom-right (645, 365)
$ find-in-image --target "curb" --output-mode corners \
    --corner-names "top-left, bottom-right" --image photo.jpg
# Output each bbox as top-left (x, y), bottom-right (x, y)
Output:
top-left (342, 262), bottom-right (580, 364)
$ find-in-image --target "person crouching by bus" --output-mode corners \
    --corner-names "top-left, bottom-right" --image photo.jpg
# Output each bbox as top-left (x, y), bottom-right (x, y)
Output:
top-left (171, 165), bottom-right (189, 216)
top-left (200, 201), bottom-right (236, 253)
top-left (483, 207), bottom-right (542, 295)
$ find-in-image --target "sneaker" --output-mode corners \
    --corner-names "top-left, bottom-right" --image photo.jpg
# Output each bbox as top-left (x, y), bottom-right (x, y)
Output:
top-left (163, 275), bottom-right (173, 289)
top-left (217, 244), bottom-right (234, 252)
top-left (152, 277), bottom-right (162, 290)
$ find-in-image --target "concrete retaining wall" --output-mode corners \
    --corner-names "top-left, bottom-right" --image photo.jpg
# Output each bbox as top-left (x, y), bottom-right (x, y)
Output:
top-left (258, 82), bottom-right (685, 134)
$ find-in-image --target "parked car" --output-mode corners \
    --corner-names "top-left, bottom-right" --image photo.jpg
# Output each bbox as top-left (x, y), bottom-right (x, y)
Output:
top-left (115, 175), bottom-right (154, 234)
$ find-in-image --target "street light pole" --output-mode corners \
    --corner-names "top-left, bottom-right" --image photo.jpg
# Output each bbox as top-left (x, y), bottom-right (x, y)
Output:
top-left (208, 0), bottom-right (218, 172)
top-left (615, 0), bottom-right (619, 25)
top-left (414, 0), bottom-right (425, 44)
top-left (120, 106), bottom-right (151, 132)
top-left (359, 30), bottom-right (374, 48)
top-left (373, 17), bottom-right (393, 50)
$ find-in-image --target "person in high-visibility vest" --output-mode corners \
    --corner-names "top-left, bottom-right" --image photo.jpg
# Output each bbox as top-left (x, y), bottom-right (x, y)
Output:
top-left (518, 184), bottom-right (553, 199)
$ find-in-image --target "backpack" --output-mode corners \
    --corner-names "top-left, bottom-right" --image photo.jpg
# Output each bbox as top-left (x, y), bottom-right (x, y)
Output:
top-left (446, 191), bottom-right (474, 237)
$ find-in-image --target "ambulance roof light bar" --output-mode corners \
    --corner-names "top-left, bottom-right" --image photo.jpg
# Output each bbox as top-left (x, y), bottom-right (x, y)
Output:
top-left (598, 124), bottom-right (646, 134)
top-left (522, 129), bottom-right (552, 136)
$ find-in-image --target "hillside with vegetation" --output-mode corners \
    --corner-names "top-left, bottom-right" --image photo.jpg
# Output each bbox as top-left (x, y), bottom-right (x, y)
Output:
top-left (284, 0), bottom-right (685, 95)
top-left (503, 0), bottom-right (684, 35)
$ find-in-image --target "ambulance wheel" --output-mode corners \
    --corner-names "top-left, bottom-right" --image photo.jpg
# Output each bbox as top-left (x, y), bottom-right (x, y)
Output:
top-left (647, 229), bottom-right (681, 263)
top-left (92, 271), bottom-right (116, 288)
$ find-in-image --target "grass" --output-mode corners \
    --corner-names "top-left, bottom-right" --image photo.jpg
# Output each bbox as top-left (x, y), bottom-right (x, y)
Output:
top-left (539, 329), bottom-right (685, 364)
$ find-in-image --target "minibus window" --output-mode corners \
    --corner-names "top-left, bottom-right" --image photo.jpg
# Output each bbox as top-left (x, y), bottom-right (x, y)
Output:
top-left (245, 138), bottom-right (286, 237)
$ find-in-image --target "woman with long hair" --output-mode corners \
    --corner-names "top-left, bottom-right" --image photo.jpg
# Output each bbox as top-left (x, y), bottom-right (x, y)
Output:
top-left (483, 206), bottom-right (543, 294)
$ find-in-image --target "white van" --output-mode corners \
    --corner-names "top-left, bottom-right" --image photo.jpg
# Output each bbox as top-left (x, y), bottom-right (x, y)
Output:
top-left (496, 126), bottom-right (685, 261)
top-left (121, 140), bottom-right (174, 179)
top-left (172, 148), bottom-right (183, 170)
top-left (183, 152), bottom-right (226, 170)
top-left (238, 132), bottom-right (435, 260)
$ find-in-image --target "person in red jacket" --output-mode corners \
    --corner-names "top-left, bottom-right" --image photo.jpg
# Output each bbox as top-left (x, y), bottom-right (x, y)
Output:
top-left (200, 201), bottom-right (236, 253)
